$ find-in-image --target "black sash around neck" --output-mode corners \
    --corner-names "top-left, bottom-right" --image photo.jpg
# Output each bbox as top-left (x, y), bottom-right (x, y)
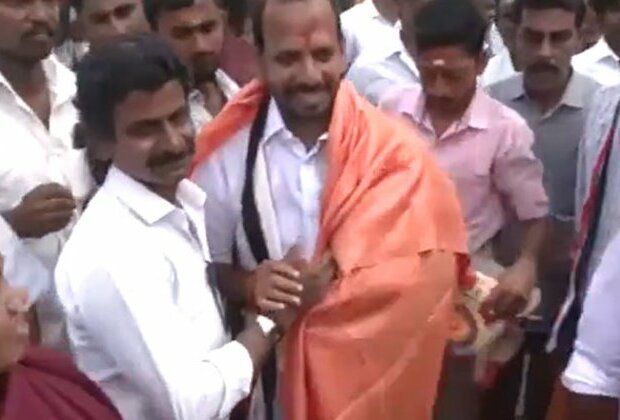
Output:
top-left (241, 95), bottom-right (273, 265)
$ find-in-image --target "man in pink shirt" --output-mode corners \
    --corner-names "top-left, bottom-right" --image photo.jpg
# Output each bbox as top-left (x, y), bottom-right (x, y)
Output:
top-left (380, 1), bottom-right (548, 417)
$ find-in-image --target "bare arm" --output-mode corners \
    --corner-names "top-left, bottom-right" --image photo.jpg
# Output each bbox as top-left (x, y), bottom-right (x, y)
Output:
top-left (566, 391), bottom-right (619, 420)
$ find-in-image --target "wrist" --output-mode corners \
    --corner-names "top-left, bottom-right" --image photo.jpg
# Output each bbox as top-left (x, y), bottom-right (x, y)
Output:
top-left (256, 315), bottom-right (282, 343)
top-left (244, 272), bottom-right (258, 309)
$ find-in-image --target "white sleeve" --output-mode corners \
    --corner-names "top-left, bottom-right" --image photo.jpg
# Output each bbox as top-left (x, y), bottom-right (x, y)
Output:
top-left (193, 157), bottom-right (238, 264)
top-left (0, 216), bottom-right (49, 302)
top-left (73, 255), bottom-right (254, 420)
top-left (562, 233), bottom-right (620, 398)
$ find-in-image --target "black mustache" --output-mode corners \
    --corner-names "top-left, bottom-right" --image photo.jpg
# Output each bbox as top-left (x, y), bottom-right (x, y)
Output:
top-left (23, 24), bottom-right (54, 39)
top-left (146, 152), bottom-right (189, 168)
top-left (528, 62), bottom-right (559, 73)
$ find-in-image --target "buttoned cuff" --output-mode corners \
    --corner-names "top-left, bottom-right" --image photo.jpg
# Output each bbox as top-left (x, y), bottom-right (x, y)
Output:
top-left (206, 340), bottom-right (254, 417)
top-left (563, 352), bottom-right (620, 398)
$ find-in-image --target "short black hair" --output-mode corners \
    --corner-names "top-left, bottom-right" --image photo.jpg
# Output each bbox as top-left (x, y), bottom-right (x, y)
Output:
top-left (590, 0), bottom-right (620, 15)
top-left (143, 0), bottom-right (224, 29)
top-left (514, 0), bottom-right (586, 27)
top-left (413, 0), bottom-right (488, 56)
top-left (251, 0), bottom-right (343, 52)
top-left (74, 33), bottom-right (191, 142)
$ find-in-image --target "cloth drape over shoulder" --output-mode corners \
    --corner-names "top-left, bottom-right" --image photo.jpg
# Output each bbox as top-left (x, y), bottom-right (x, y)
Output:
top-left (192, 80), bottom-right (470, 420)
top-left (1, 347), bottom-right (121, 419)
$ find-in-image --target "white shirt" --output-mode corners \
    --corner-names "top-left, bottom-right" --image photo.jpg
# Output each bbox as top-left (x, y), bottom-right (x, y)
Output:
top-left (193, 98), bottom-right (328, 263)
top-left (0, 55), bottom-right (92, 350)
top-left (347, 47), bottom-right (419, 105)
top-left (572, 38), bottom-right (620, 87)
top-left (189, 69), bottom-right (240, 132)
top-left (487, 23), bottom-right (506, 57)
top-left (340, 0), bottom-right (401, 66)
top-left (563, 232), bottom-right (620, 400)
top-left (55, 167), bottom-right (253, 420)
top-left (0, 217), bottom-right (49, 301)
top-left (481, 47), bottom-right (517, 88)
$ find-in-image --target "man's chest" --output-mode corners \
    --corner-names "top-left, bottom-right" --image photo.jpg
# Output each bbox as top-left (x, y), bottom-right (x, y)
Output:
top-left (0, 102), bottom-right (90, 209)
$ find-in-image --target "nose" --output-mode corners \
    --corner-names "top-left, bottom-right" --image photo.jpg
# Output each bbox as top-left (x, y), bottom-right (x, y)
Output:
top-left (299, 55), bottom-right (322, 84)
top-left (110, 16), bottom-right (131, 36)
top-left (161, 120), bottom-right (187, 153)
top-left (537, 36), bottom-right (553, 59)
top-left (28, 0), bottom-right (53, 23)
top-left (192, 32), bottom-right (213, 55)
top-left (426, 75), bottom-right (451, 98)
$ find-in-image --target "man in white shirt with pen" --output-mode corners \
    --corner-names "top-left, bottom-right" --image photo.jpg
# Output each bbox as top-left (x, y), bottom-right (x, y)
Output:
top-left (0, 0), bottom-right (92, 351)
top-left (55, 34), bottom-right (329, 420)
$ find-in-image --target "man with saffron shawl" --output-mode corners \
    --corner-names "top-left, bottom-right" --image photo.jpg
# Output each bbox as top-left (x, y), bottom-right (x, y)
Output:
top-left (192, 0), bottom-right (470, 418)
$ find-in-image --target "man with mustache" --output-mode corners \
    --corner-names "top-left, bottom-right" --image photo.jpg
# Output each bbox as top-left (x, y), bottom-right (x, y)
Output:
top-left (379, 1), bottom-right (548, 417)
top-left (192, 0), bottom-right (469, 418)
top-left (488, 0), bottom-right (600, 418)
top-left (55, 34), bottom-right (311, 420)
top-left (143, 0), bottom-right (239, 131)
top-left (0, 0), bottom-right (92, 351)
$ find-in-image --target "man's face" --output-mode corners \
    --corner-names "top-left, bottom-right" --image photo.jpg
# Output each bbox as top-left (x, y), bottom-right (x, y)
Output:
top-left (156, 0), bottom-right (225, 85)
top-left (475, 0), bottom-right (496, 22)
top-left (0, 0), bottom-right (59, 62)
top-left (599, 7), bottom-right (620, 51)
top-left (581, 3), bottom-right (601, 50)
top-left (0, 256), bottom-right (29, 372)
top-left (113, 80), bottom-right (195, 194)
top-left (497, 0), bottom-right (517, 51)
top-left (259, 0), bottom-right (346, 122)
top-left (516, 8), bottom-right (579, 92)
top-left (76, 0), bottom-right (148, 47)
top-left (415, 46), bottom-right (485, 115)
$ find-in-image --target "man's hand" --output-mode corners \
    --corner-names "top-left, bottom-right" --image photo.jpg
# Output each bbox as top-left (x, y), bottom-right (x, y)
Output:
top-left (3, 183), bottom-right (76, 239)
top-left (249, 248), bottom-right (306, 313)
top-left (480, 258), bottom-right (536, 321)
top-left (299, 251), bottom-right (337, 309)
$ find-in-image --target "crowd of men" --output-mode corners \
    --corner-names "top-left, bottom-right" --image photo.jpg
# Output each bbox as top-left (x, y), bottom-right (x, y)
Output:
top-left (0, 0), bottom-right (620, 419)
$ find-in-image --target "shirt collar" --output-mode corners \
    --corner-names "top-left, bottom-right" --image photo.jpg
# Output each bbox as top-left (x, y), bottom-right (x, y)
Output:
top-left (103, 166), bottom-right (206, 226)
top-left (0, 54), bottom-right (76, 109)
top-left (590, 37), bottom-right (618, 63)
top-left (503, 71), bottom-right (589, 110)
top-left (189, 69), bottom-right (240, 103)
top-left (263, 98), bottom-right (329, 145)
top-left (401, 86), bottom-right (490, 133)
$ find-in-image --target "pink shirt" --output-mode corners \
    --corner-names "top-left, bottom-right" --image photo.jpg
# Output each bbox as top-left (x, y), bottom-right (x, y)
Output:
top-left (380, 85), bottom-right (548, 252)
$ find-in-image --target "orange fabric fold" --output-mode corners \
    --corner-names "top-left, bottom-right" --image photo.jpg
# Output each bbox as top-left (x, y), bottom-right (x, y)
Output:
top-left (192, 80), bottom-right (469, 420)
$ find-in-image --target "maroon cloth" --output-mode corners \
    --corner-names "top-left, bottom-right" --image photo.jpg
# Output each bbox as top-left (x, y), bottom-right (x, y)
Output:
top-left (1, 347), bottom-right (121, 420)
top-left (219, 35), bottom-right (258, 87)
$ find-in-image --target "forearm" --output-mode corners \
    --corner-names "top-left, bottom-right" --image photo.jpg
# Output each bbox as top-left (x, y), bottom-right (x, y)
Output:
top-left (212, 263), bottom-right (252, 305)
top-left (566, 391), bottom-right (619, 420)
top-left (236, 323), bottom-right (278, 375)
top-left (516, 217), bottom-right (547, 264)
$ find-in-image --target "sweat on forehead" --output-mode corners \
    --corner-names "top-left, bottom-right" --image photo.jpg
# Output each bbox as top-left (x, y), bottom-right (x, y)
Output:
top-left (252, 0), bottom-right (343, 51)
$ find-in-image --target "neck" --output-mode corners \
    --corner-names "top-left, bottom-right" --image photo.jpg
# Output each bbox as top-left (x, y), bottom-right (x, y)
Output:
top-left (372, 0), bottom-right (399, 24)
top-left (282, 113), bottom-right (329, 150)
top-left (151, 185), bottom-right (178, 205)
top-left (605, 35), bottom-right (620, 57)
top-left (525, 74), bottom-right (571, 115)
top-left (0, 55), bottom-right (46, 96)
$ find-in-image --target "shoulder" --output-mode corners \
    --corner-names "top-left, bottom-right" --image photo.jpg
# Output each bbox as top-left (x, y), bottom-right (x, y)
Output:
top-left (192, 124), bottom-right (252, 193)
top-left (479, 90), bottom-right (530, 131)
top-left (573, 71), bottom-right (604, 105)
top-left (486, 73), bottom-right (522, 101)
top-left (378, 83), bottom-right (421, 113)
